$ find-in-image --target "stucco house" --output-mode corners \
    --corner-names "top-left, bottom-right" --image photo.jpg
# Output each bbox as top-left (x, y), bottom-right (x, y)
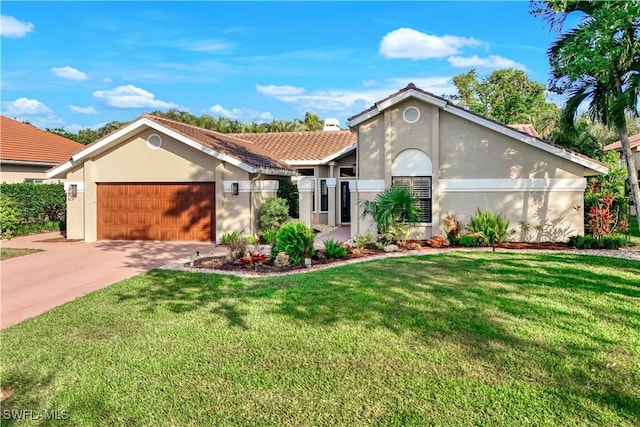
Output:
top-left (1, 115), bottom-right (84, 183)
top-left (346, 84), bottom-right (607, 242)
top-left (47, 84), bottom-right (608, 243)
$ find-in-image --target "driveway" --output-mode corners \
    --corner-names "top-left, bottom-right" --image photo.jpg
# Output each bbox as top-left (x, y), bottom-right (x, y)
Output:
top-left (1, 233), bottom-right (220, 329)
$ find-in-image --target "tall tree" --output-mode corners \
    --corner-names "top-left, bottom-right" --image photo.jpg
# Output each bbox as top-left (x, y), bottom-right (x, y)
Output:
top-left (450, 68), bottom-right (560, 139)
top-left (532, 0), bottom-right (640, 232)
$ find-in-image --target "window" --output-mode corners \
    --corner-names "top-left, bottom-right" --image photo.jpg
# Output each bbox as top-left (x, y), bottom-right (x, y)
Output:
top-left (403, 106), bottom-right (420, 124)
top-left (320, 179), bottom-right (328, 212)
top-left (24, 178), bottom-right (44, 184)
top-left (392, 176), bottom-right (432, 223)
top-left (339, 167), bottom-right (356, 177)
top-left (296, 168), bottom-right (315, 176)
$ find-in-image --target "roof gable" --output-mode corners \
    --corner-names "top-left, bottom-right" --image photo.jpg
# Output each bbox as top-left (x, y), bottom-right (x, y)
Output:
top-left (347, 84), bottom-right (608, 176)
top-left (47, 115), bottom-right (295, 179)
top-left (1, 116), bottom-right (84, 165)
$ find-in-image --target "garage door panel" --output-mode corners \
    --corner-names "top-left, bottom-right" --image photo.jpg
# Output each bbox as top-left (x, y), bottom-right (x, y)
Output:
top-left (97, 183), bottom-right (215, 241)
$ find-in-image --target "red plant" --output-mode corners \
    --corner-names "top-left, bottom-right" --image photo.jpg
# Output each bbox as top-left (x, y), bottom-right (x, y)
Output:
top-left (587, 194), bottom-right (618, 238)
top-left (427, 234), bottom-right (447, 248)
top-left (237, 253), bottom-right (269, 267)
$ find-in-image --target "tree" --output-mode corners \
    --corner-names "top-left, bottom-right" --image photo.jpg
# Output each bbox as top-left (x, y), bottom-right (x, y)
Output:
top-left (303, 112), bottom-right (323, 131)
top-left (532, 0), bottom-right (640, 233)
top-left (450, 68), bottom-right (560, 139)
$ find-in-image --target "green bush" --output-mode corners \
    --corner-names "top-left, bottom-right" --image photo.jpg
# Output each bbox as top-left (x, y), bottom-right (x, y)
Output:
top-left (272, 222), bottom-right (316, 265)
top-left (354, 231), bottom-right (376, 249)
top-left (260, 197), bottom-right (290, 231)
top-left (220, 230), bottom-right (244, 245)
top-left (323, 238), bottom-right (347, 259)
top-left (467, 209), bottom-right (509, 244)
top-left (458, 232), bottom-right (489, 247)
top-left (567, 234), bottom-right (628, 249)
top-left (278, 179), bottom-right (299, 218)
top-left (260, 228), bottom-right (279, 245)
top-left (0, 194), bottom-right (22, 239)
top-left (0, 183), bottom-right (66, 235)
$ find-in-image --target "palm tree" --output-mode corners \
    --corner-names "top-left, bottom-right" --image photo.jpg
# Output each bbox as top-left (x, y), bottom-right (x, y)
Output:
top-left (534, 0), bottom-right (640, 232)
top-left (360, 187), bottom-right (421, 237)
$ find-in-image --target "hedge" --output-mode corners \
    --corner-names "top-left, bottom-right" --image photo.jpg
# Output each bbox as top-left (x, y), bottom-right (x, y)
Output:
top-left (0, 183), bottom-right (66, 237)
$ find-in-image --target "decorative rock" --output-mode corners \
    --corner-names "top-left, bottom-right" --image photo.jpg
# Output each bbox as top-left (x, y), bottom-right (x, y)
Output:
top-left (273, 252), bottom-right (290, 268)
top-left (343, 239), bottom-right (357, 248)
top-left (384, 244), bottom-right (400, 253)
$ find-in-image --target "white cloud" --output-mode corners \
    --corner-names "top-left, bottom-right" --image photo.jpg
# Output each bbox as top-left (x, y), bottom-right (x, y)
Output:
top-left (93, 85), bottom-right (178, 109)
top-left (447, 55), bottom-right (526, 70)
top-left (51, 66), bottom-right (89, 81)
top-left (2, 97), bottom-right (53, 116)
top-left (69, 105), bottom-right (98, 115)
top-left (0, 15), bottom-right (34, 38)
top-left (66, 121), bottom-right (109, 133)
top-left (102, 77), bottom-right (112, 84)
top-left (209, 104), bottom-right (273, 121)
top-left (256, 84), bottom-right (305, 97)
top-left (380, 28), bottom-right (482, 60)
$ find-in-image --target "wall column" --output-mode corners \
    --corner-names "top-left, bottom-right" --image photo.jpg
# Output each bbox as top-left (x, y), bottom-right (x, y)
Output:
top-left (326, 178), bottom-right (336, 227)
top-left (297, 178), bottom-right (314, 228)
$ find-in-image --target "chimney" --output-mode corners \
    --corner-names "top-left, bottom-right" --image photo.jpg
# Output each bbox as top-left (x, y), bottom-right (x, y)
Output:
top-left (322, 118), bottom-right (341, 131)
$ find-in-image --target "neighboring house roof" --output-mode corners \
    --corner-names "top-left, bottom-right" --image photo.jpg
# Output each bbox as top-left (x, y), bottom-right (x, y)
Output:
top-left (1, 115), bottom-right (84, 166)
top-left (508, 123), bottom-right (539, 138)
top-left (47, 114), bottom-right (296, 179)
top-left (603, 133), bottom-right (640, 153)
top-left (229, 130), bottom-right (357, 165)
top-left (347, 83), bottom-right (608, 176)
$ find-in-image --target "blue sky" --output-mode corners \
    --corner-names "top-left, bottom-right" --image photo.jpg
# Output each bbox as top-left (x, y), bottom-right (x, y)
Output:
top-left (1, 1), bottom-right (560, 132)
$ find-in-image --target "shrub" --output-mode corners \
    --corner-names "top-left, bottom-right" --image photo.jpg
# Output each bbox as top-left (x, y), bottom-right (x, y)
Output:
top-left (272, 222), bottom-right (316, 265)
top-left (567, 234), bottom-right (628, 249)
top-left (0, 195), bottom-right (22, 239)
top-left (0, 183), bottom-right (66, 235)
top-left (237, 253), bottom-right (269, 267)
top-left (260, 228), bottom-right (279, 245)
top-left (354, 231), bottom-right (376, 249)
top-left (260, 197), bottom-right (290, 231)
top-left (245, 234), bottom-right (259, 245)
top-left (277, 179), bottom-right (299, 218)
top-left (467, 209), bottom-right (509, 244)
top-left (225, 237), bottom-right (248, 262)
top-left (220, 230), bottom-right (244, 245)
top-left (323, 238), bottom-right (347, 259)
top-left (458, 232), bottom-right (489, 247)
top-left (443, 214), bottom-right (462, 244)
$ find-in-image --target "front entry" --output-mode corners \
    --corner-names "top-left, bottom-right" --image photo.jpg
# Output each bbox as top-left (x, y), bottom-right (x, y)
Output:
top-left (340, 181), bottom-right (351, 223)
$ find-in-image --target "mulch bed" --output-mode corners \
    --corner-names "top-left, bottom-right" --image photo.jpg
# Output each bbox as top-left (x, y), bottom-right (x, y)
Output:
top-left (186, 241), bottom-right (574, 274)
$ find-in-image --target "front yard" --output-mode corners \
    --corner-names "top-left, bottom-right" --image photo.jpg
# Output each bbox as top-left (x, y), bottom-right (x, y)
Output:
top-left (1, 252), bottom-right (638, 426)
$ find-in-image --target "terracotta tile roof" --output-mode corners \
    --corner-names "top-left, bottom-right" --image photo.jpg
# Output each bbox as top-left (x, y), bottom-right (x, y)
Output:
top-left (1, 115), bottom-right (84, 164)
top-left (603, 133), bottom-right (640, 152)
top-left (141, 115), bottom-right (295, 174)
top-left (508, 123), bottom-right (540, 138)
top-left (228, 130), bottom-right (356, 162)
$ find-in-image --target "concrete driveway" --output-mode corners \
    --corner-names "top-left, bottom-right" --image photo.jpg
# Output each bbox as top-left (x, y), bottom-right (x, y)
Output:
top-left (1, 233), bottom-right (219, 329)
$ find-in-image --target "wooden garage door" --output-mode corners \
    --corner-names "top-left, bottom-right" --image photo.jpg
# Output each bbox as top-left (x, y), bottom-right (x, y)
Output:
top-left (97, 183), bottom-right (215, 241)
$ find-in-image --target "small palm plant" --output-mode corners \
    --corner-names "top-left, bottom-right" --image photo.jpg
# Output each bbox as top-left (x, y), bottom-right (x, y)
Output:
top-left (360, 186), bottom-right (421, 243)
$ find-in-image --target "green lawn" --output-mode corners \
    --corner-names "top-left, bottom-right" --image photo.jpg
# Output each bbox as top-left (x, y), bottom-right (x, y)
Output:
top-left (1, 252), bottom-right (639, 426)
top-left (0, 248), bottom-right (43, 261)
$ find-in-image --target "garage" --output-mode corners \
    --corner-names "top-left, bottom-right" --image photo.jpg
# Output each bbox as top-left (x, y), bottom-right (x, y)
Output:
top-left (97, 183), bottom-right (215, 241)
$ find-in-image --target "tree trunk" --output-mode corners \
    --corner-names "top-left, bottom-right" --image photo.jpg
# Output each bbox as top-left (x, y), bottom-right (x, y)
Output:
top-left (615, 125), bottom-right (640, 233)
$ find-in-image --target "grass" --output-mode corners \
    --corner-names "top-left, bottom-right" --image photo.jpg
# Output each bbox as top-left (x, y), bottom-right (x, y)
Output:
top-left (629, 215), bottom-right (640, 245)
top-left (1, 252), bottom-right (639, 426)
top-left (0, 248), bottom-right (43, 261)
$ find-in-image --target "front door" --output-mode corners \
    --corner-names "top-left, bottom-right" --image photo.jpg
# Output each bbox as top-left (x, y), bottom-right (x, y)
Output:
top-left (340, 181), bottom-right (351, 223)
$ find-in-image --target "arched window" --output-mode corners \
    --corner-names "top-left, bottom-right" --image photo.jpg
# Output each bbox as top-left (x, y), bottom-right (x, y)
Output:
top-left (392, 149), bottom-right (432, 223)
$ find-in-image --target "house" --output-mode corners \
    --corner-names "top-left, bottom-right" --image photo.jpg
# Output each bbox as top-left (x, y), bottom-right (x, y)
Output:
top-left (47, 84), bottom-right (608, 243)
top-left (603, 132), bottom-right (640, 178)
top-left (1, 115), bottom-right (84, 183)
top-left (345, 84), bottom-right (607, 242)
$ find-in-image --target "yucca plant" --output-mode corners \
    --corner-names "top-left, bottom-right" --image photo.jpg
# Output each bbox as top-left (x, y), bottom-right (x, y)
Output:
top-left (467, 209), bottom-right (509, 244)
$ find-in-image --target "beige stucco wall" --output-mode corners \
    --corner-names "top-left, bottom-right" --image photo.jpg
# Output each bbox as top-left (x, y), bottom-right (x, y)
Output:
top-left (1, 164), bottom-right (52, 183)
top-left (351, 99), bottom-right (590, 241)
